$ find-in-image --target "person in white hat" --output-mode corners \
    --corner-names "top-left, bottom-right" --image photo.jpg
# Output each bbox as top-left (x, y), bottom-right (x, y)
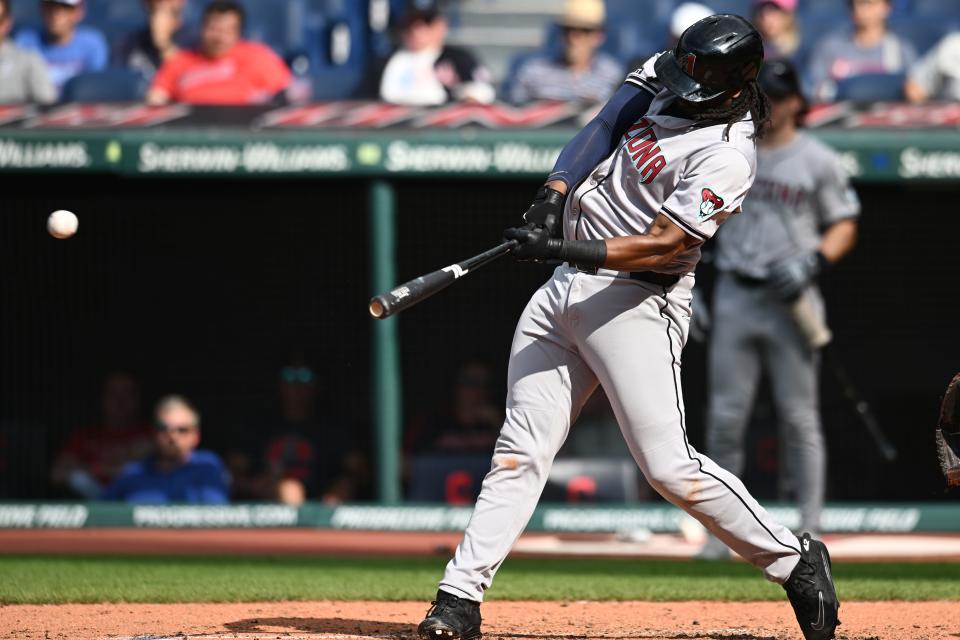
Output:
top-left (509, 0), bottom-right (623, 105)
top-left (14, 0), bottom-right (107, 94)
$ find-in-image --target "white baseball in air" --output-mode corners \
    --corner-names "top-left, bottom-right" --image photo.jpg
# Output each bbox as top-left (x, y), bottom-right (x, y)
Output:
top-left (47, 210), bottom-right (79, 239)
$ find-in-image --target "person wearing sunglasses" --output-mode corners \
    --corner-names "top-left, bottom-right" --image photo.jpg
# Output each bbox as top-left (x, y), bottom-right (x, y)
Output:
top-left (508, 0), bottom-right (622, 105)
top-left (102, 395), bottom-right (229, 503)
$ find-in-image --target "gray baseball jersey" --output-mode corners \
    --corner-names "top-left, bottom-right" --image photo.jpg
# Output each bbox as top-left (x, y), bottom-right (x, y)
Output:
top-left (715, 133), bottom-right (861, 279)
top-left (564, 54), bottom-right (758, 275)
top-left (438, 58), bottom-right (806, 604)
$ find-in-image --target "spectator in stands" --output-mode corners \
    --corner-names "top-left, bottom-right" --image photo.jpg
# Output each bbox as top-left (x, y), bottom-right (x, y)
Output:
top-left (905, 31), bottom-right (960, 103)
top-left (103, 395), bottom-right (229, 504)
top-left (406, 361), bottom-right (502, 455)
top-left (50, 372), bottom-right (155, 499)
top-left (805, 0), bottom-right (917, 101)
top-left (753, 0), bottom-right (801, 61)
top-left (146, 0), bottom-right (291, 106)
top-left (509, 0), bottom-right (622, 105)
top-left (115, 0), bottom-right (197, 79)
top-left (0, 0), bottom-right (56, 103)
top-left (358, 0), bottom-right (494, 106)
top-left (14, 0), bottom-right (107, 95)
top-left (228, 359), bottom-right (368, 505)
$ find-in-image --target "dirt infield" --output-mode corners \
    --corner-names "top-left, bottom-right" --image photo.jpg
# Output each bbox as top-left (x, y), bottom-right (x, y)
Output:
top-left (3, 529), bottom-right (960, 561)
top-left (2, 600), bottom-right (957, 640)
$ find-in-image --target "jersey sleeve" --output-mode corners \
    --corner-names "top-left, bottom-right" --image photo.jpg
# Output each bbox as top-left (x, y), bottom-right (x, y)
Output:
top-left (660, 148), bottom-right (753, 241)
top-left (815, 150), bottom-right (861, 226)
top-left (624, 52), bottom-right (664, 97)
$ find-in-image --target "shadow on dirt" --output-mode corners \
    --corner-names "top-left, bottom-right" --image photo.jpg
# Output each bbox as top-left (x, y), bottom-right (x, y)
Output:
top-left (224, 617), bottom-right (414, 637)
top-left (223, 617), bottom-right (780, 640)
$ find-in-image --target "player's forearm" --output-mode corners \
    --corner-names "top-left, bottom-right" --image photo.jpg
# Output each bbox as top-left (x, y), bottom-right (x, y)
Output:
top-left (602, 235), bottom-right (687, 271)
top-left (818, 219), bottom-right (857, 264)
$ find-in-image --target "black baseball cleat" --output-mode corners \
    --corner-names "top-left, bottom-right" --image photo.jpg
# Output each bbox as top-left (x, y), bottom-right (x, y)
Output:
top-left (417, 590), bottom-right (482, 640)
top-left (783, 533), bottom-right (840, 640)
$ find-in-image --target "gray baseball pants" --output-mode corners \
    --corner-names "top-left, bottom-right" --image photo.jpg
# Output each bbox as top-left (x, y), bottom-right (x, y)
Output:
top-left (706, 271), bottom-right (826, 534)
top-left (439, 266), bottom-right (801, 602)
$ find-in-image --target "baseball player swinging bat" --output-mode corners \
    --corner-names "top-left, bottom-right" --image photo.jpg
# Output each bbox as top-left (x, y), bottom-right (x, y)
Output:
top-left (369, 240), bottom-right (518, 319)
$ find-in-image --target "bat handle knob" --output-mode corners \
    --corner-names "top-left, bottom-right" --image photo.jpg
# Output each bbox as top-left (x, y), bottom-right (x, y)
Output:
top-left (369, 298), bottom-right (387, 319)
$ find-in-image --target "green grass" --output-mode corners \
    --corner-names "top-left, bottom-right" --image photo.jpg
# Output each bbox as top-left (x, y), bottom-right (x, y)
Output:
top-left (0, 555), bottom-right (957, 604)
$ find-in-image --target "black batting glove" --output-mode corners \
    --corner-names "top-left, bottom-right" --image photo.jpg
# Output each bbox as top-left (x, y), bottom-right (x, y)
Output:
top-left (522, 185), bottom-right (565, 238)
top-left (503, 226), bottom-right (607, 269)
top-left (503, 226), bottom-right (562, 262)
top-left (769, 251), bottom-right (827, 301)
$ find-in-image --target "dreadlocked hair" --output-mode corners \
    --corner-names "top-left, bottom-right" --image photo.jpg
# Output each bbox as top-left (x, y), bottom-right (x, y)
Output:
top-left (691, 80), bottom-right (771, 142)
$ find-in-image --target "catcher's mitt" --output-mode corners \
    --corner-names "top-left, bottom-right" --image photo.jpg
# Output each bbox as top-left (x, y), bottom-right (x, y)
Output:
top-left (936, 373), bottom-right (960, 488)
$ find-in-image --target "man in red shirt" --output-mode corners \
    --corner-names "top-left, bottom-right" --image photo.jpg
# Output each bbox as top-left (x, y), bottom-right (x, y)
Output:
top-left (147, 0), bottom-right (290, 105)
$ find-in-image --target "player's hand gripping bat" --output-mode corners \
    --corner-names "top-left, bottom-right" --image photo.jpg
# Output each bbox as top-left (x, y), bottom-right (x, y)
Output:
top-left (369, 240), bottom-right (519, 319)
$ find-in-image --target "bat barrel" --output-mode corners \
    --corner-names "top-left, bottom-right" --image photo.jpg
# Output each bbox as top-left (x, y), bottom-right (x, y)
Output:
top-left (368, 240), bottom-right (518, 320)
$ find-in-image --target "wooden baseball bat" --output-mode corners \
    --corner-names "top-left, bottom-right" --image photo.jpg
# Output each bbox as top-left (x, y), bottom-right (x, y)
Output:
top-left (369, 240), bottom-right (519, 320)
top-left (792, 289), bottom-right (897, 460)
top-left (790, 288), bottom-right (832, 350)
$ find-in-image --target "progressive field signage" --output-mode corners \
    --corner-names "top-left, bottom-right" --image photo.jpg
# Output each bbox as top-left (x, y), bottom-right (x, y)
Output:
top-left (0, 502), bottom-right (956, 532)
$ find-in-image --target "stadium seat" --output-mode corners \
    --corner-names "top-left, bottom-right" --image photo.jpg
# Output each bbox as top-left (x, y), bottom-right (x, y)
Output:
top-left (834, 72), bottom-right (906, 102)
top-left (891, 17), bottom-right (956, 54)
top-left (310, 66), bottom-right (363, 100)
top-left (60, 69), bottom-right (149, 103)
top-left (912, 0), bottom-right (960, 17)
top-left (304, 0), bottom-right (369, 70)
top-left (9, 0), bottom-right (41, 27)
top-left (604, 0), bottom-right (674, 44)
top-left (795, 0), bottom-right (843, 16)
top-left (707, 0), bottom-right (754, 18)
top-left (244, 0), bottom-right (310, 53)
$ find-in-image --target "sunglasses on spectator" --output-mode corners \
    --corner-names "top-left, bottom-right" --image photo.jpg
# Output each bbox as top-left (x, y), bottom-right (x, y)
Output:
top-left (281, 366), bottom-right (315, 384)
top-left (562, 26), bottom-right (600, 35)
top-left (155, 423), bottom-right (197, 434)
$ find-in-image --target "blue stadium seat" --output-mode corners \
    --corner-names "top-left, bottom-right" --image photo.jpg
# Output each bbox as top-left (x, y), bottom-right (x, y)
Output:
top-left (244, 0), bottom-right (310, 53)
top-left (800, 0), bottom-right (908, 16)
top-left (310, 66), bottom-right (363, 99)
top-left (890, 16), bottom-right (955, 54)
top-left (708, 0), bottom-right (754, 18)
top-left (834, 72), bottom-right (906, 102)
top-left (60, 69), bottom-right (149, 103)
top-left (912, 0), bottom-right (960, 17)
top-left (604, 0), bottom-right (674, 44)
top-left (9, 0), bottom-right (41, 27)
top-left (304, 0), bottom-right (368, 70)
top-left (796, 0), bottom-right (845, 16)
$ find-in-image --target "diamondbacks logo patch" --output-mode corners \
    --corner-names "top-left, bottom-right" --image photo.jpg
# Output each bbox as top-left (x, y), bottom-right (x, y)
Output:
top-left (699, 188), bottom-right (725, 220)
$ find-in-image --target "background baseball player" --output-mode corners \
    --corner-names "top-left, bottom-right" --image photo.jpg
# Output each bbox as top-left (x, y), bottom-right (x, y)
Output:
top-left (699, 59), bottom-right (860, 560)
top-left (418, 16), bottom-right (839, 640)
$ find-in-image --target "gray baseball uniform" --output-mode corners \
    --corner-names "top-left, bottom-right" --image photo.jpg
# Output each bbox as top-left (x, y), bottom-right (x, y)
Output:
top-left (439, 58), bottom-right (803, 603)
top-left (708, 132), bottom-right (861, 534)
